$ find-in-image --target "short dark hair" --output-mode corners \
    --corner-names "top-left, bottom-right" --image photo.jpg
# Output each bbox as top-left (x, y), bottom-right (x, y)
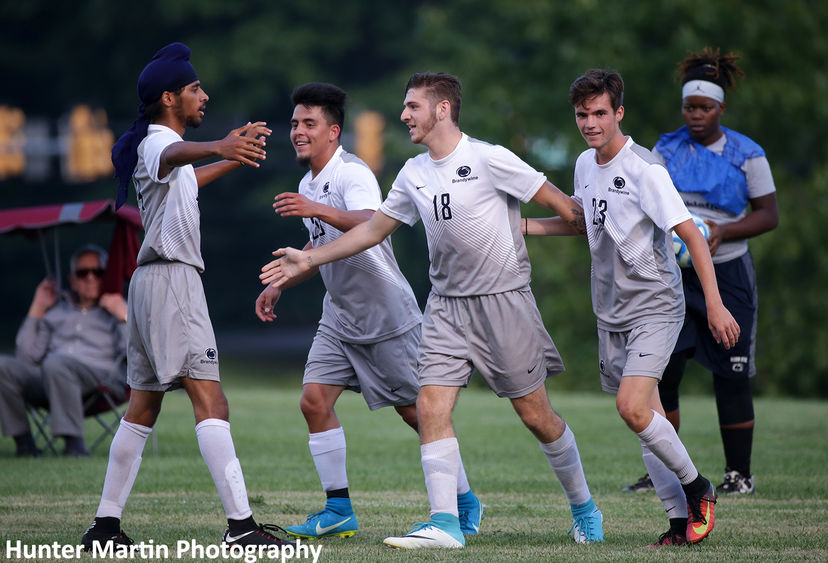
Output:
top-left (291, 82), bottom-right (347, 130)
top-left (405, 72), bottom-right (462, 124)
top-left (568, 69), bottom-right (624, 112)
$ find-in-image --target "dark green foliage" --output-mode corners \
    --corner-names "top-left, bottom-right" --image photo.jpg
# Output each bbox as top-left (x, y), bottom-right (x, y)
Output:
top-left (0, 0), bottom-right (825, 395)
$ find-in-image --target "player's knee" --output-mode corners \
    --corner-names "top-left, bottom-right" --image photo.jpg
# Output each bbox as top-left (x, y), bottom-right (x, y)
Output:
top-left (299, 391), bottom-right (330, 419)
top-left (615, 397), bottom-right (649, 431)
top-left (714, 375), bottom-right (754, 425)
top-left (395, 404), bottom-right (418, 429)
top-left (516, 407), bottom-right (548, 434)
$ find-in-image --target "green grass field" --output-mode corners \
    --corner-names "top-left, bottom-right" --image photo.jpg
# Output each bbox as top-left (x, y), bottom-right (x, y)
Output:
top-left (1, 369), bottom-right (826, 562)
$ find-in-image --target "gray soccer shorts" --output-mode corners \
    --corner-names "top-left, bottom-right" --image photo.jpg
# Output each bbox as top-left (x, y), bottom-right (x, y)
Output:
top-left (418, 288), bottom-right (564, 399)
top-left (303, 325), bottom-right (420, 410)
top-left (126, 261), bottom-right (220, 392)
top-left (597, 320), bottom-right (683, 394)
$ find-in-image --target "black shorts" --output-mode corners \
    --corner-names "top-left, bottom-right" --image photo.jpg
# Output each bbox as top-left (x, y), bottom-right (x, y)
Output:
top-left (674, 252), bottom-right (757, 379)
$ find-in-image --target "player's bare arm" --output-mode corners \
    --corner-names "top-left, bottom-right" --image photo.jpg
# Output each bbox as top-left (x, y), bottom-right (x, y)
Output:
top-left (529, 182), bottom-right (588, 236)
top-left (255, 242), bottom-right (317, 322)
top-left (260, 210), bottom-right (401, 288)
top-left (159, 121), bottom-right (271, 181)
top-left (675, 218), bottom-right (741, 349)
top-left (273, 192), bottom-right (374, 232)
top-left (707, 193), bottom-right (779, 255)
top-left (524, 217), bottom-right (581, 236)
top-left (194, 122), bottom-right (272, 187)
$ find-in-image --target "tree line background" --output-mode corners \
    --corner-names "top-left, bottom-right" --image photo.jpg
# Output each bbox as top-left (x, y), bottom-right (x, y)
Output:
top-left (1, 0), bottom-right (825, 396)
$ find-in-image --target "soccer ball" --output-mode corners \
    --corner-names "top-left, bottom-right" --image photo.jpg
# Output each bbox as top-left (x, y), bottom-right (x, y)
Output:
top-left (673, 213), bottom-right (710, 268)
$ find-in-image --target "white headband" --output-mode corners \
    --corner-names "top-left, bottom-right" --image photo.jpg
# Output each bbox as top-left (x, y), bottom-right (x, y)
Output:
top-left (682, 80), bottom-right (725, 103)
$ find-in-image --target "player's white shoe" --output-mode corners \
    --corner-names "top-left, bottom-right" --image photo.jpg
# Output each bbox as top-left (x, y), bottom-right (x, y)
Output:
top-left (383, 522), bottom-right (465, 549)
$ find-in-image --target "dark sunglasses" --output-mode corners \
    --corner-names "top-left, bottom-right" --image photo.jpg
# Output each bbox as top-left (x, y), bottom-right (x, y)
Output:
top-left (74, 268), bottom-right (105, 278)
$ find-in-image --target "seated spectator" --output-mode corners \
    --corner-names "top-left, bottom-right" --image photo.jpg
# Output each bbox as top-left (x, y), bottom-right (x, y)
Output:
top-left (0, 244), bottom-right (128, 457)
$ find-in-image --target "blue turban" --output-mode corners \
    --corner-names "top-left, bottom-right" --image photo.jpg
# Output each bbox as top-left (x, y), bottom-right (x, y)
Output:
top-left (112, 42), bottom-right (199, 209)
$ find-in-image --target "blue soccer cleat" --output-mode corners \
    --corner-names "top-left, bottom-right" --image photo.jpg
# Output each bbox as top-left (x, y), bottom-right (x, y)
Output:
top-left (284, 508), bottom-right (358, 539)
top-left (457, 490), bottom-right (484, 535)
top-left (569, 499), bottom-right (604, 544)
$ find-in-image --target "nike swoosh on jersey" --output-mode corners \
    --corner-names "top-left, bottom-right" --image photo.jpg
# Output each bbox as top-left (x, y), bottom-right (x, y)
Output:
top-left (638, 353), bottom-right (653, 357)
top-left (528, 363), bottom-right (537, 374)
top-left (415, 185), bottom-right (425, 190)
top-left (315, 516), bottom-right (352, 535)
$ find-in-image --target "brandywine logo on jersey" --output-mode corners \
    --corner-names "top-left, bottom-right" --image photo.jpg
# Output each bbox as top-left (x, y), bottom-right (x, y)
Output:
top-left (452, 165), bottom-right (478, 183)
top-left (201, 347), bottom-right (218, 365)
top-left (608, 176), bottom-right (629, 195)
top-left (320, 182), bottom-right (331, 199)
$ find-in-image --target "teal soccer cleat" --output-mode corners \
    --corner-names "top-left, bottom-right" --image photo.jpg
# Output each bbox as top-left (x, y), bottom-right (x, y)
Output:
top-left (457, 490), bottom-right (484, 535)
top-left (284, 508), bottom-right (358, 539)
top-left (569, 499), bottom-right (604, 544)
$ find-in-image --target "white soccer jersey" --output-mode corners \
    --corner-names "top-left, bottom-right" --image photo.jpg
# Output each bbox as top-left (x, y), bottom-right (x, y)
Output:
top-left (573, 136), bottom-right (690, 331)
top-left (653, 133), bottom-right (776, 264)
top-left (380, 134), bottom-right (545, 297)
top-left (133, 124), bottom-right (204, 271)
top-left (301, 146), bottom-right (421, 344)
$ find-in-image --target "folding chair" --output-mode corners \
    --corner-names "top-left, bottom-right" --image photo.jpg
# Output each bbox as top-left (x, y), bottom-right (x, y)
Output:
top-left (23, 381), bottom-right (132, 454)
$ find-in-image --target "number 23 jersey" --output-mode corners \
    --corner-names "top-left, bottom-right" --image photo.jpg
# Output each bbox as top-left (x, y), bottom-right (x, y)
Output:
top-left (573, 136), bottom-right (689, 331)
top-left (381, 134), bottom-right (545, 297)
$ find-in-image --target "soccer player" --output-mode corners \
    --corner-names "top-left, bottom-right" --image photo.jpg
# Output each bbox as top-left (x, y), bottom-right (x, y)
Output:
top-left (81, 42), bottom-right (292, 550)
top-left (647, 48), bottom-right (777, 495)
top-left (261, 72), bottom-right (602, 549)
top-left (525, 69), bottom-right (740, 547)
top-left (255, 82), bottom-right (481, 540)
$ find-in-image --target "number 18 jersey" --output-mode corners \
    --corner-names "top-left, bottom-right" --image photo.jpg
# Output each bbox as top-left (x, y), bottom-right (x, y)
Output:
top-left (381, 134), bottom-right (545, 297)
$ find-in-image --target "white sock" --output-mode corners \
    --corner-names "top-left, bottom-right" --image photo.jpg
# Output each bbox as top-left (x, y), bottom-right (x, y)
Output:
top-left (96, 419), bottom-right (151, 518)
top-left (637, 410), bottom-right (698, 485)
top-left (456, 453), bottom-right (471, 495)
top-left (195, 418), bottom-right (252, 520)
top-left (308, 427), bottom-right (348, 491)
top-left (539, 425), bottom-right (591, 506)
top-left (421, 437), bottom-right (460, 517)
top-left (641, 442), bottom-right (688, 519)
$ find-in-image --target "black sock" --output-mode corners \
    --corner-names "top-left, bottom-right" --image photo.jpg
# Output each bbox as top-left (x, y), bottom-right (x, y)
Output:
top-left (681, 474), bottom-right (710, 498)
top-left (326, 487), bottom-right (350, 499)
top-left (227, 516), bottom-right (257, 535)
top-left (94, 517), bottom-right (121, 534)
top-left (669, 517), bottom-right (688, 535)
top-left (720, 426), bottom-right (753, 477)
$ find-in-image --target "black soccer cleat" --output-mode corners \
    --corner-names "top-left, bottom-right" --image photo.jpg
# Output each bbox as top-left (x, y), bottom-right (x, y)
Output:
top-left (81, 523), bottom-right (134, 552)
top-left (223, 523), bottom-right (295, 547)
top-left (622, 473), bottom-right (655, 492)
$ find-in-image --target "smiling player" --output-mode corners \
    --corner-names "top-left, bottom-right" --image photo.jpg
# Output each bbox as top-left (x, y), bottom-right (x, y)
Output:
top-left (261, 72), bottom-right (603, 549)
top-left (256, 81), bottom-right (481, 541)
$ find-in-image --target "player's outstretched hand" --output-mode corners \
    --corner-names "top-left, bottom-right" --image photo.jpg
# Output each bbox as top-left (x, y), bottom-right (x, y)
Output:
top-left (260, 247), bottom-right (310, 288)
top-left (216, 121), bottom-right (270, 167)
top-left (255, 285), bottom-right (282, 322)
top-left (273, 192), bottom-right (318, 218)
top-left (707, 303), bottom-right (741, 350)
